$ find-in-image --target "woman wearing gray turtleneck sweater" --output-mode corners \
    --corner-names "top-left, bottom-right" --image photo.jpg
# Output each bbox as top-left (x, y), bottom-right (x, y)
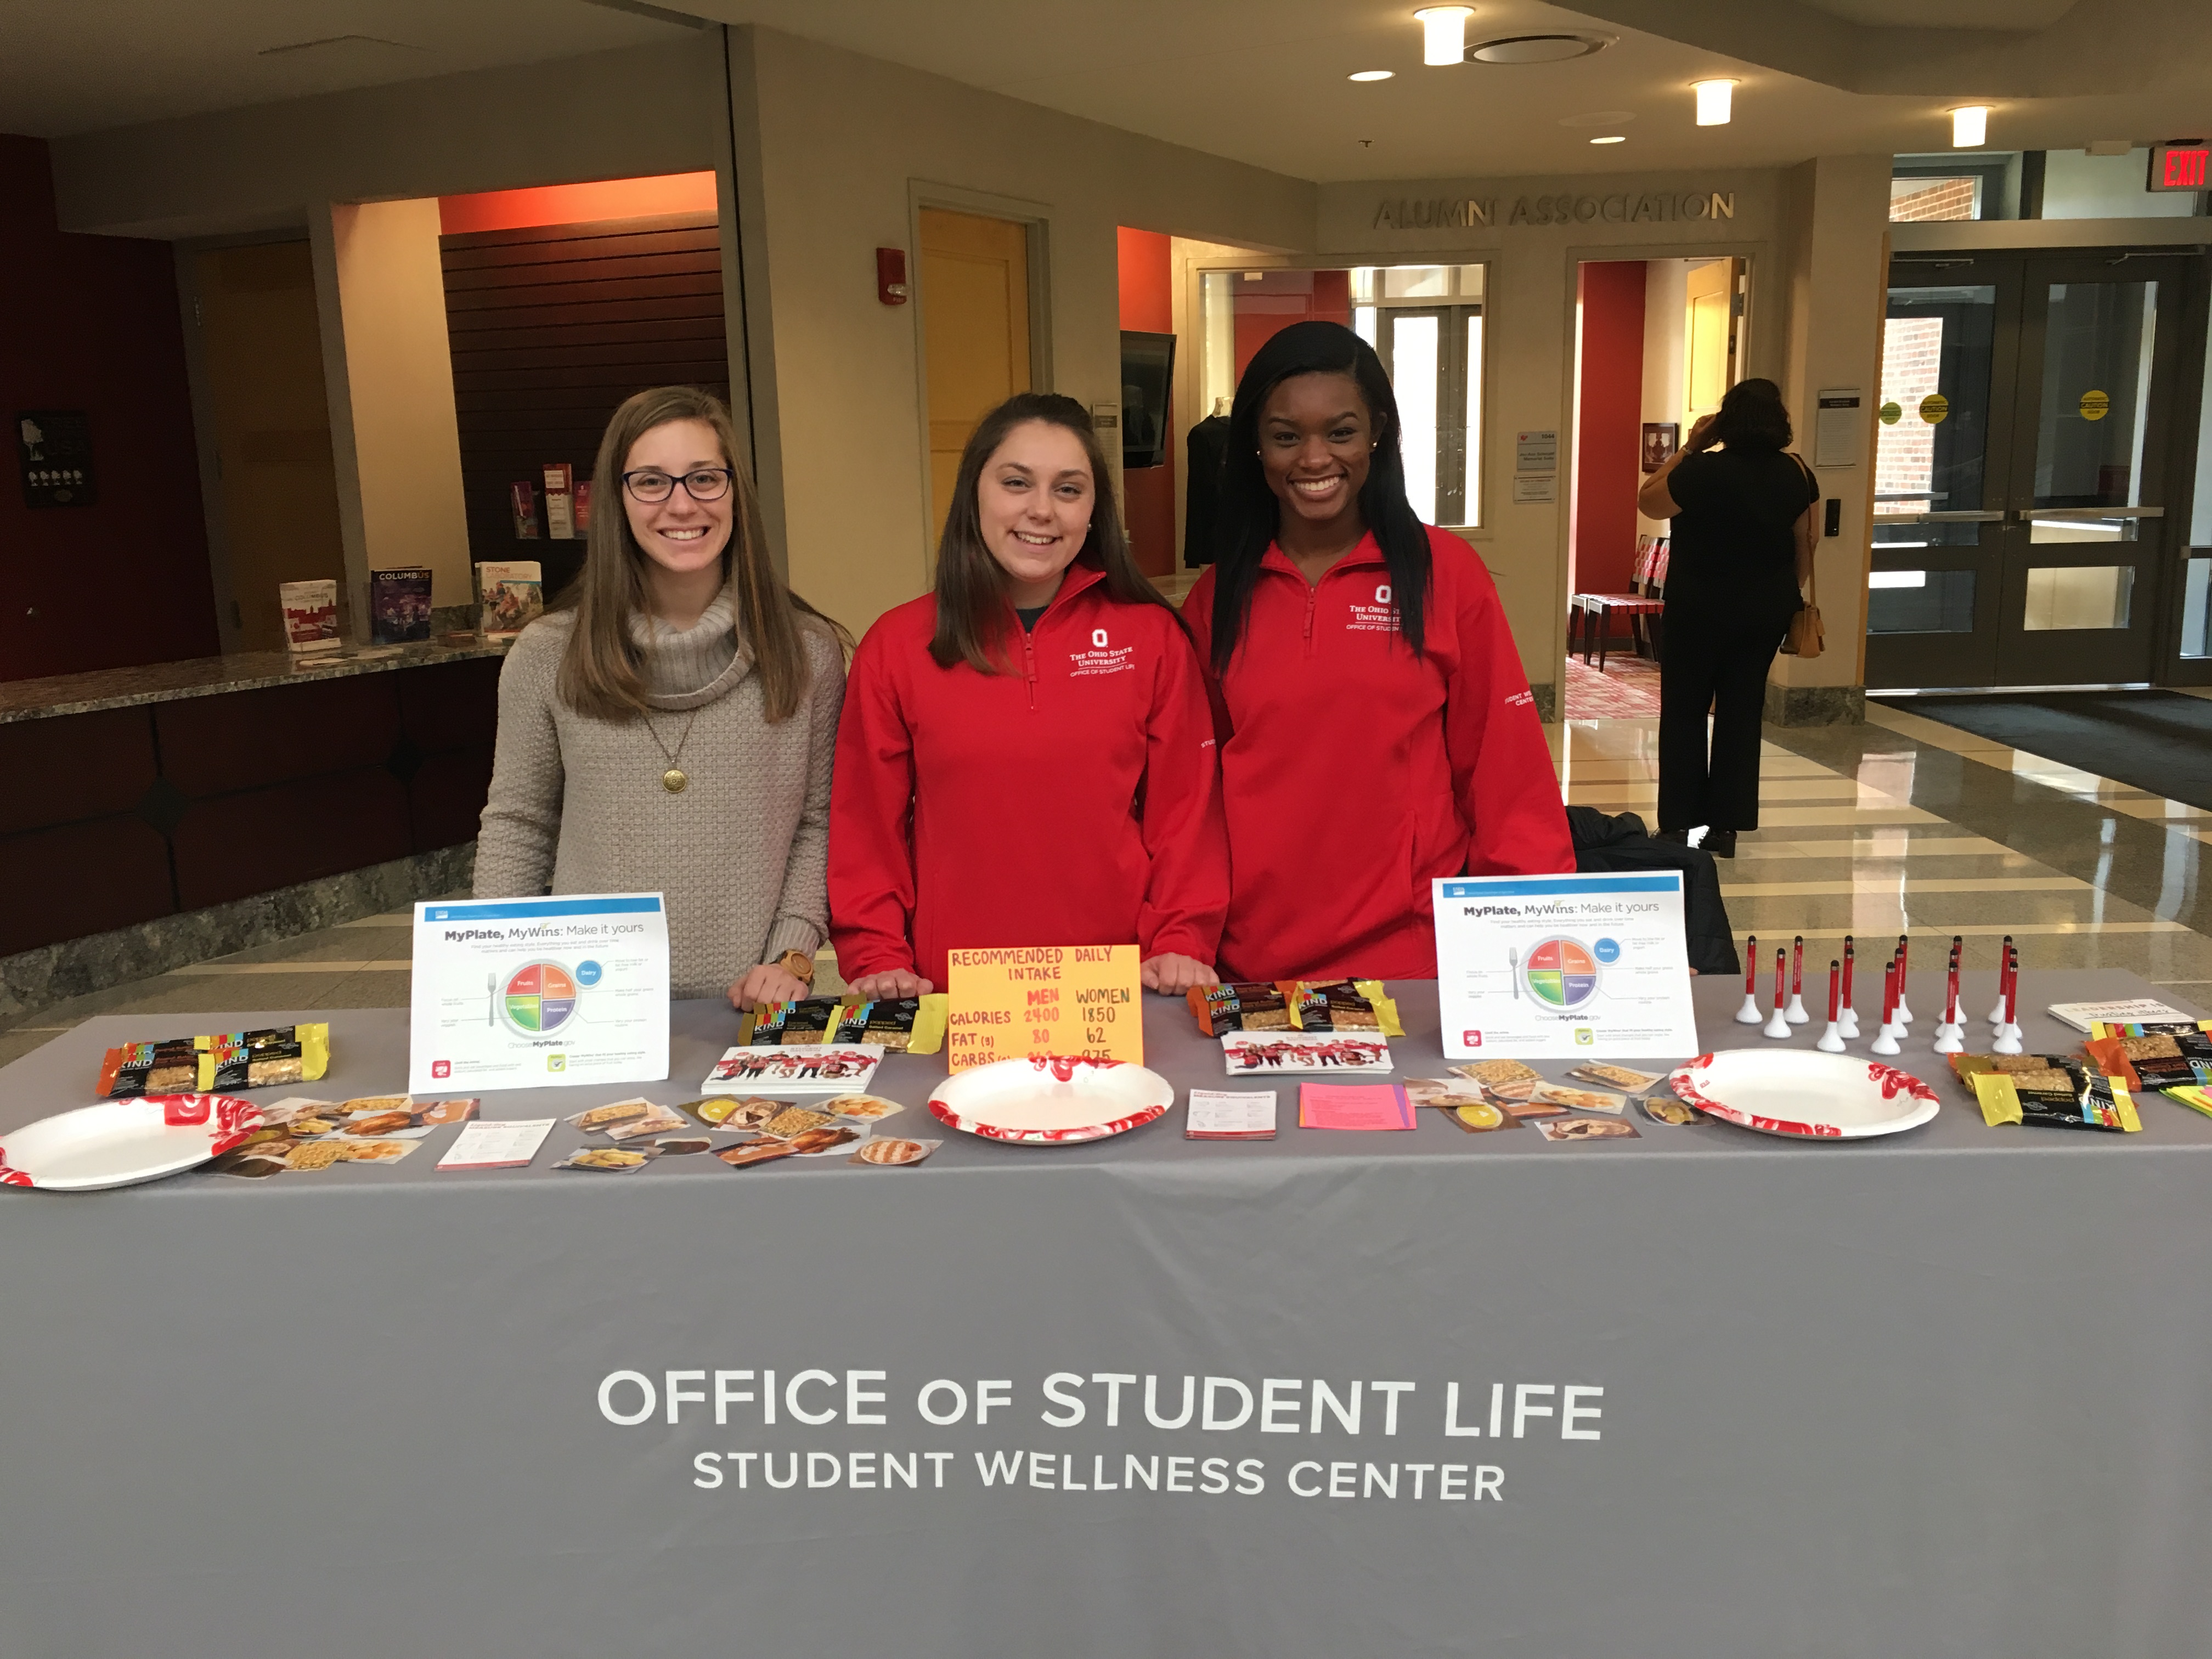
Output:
top-left (475, 387), bottom-right (846, 1007)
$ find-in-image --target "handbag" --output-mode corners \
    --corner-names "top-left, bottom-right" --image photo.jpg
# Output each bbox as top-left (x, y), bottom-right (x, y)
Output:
top-left (1779, 453), bottom-right (1823, 658)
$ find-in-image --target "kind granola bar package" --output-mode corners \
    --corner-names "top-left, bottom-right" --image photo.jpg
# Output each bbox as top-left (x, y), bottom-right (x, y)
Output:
top-left (196, 1024), bottom-right (332, 1092)
top-left (96, 1039), bottom-right (201, 1099)
top-left (736, 997), bottom-right (847, 1046)
top-left (2085, 1020), bottom-right (2212, 1094)
top-left (1954, 1053), bottom-right (2141, 1132)
top-left (1188, 983), bottom-right (1294, 1036)
top-left (827, 995), bottom-right (947, 1055)
top-left (1283, 980), bottom-right (1406, 1037)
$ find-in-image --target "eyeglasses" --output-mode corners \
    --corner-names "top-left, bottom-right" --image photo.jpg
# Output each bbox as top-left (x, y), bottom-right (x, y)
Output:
top-left (621, 467), bottom-right (734, 504)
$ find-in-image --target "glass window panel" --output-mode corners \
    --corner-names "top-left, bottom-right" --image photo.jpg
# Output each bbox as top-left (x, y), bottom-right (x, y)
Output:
top-left (2028, 515), bottom-right (2140, 543)
top-left (1200, 270), bottom-right (1235, 416)
top-left (2033, 280), bottom-right (2157, 508)
top-left (1889, 176), bottom-right (1981, 222)
top-left (1383, 266), bottom-right (1450, 299)
top-left (1876, 285), bottom-right (1995, 516)
top-left (2182, 557), bottom-right (2212, 658)
top-left (1391, 314), bottom-right (1440, 523)
top-left (1353, 306), bottom-right (1376, 349)
top-left (1454, 264), bottom-right (1486, 302)
top-left (1867, 569), bottom-right (1976, 633)
top-left (1462, 313), bottom-right (1483, 527)
top-left (2021, 565), bottom-right (2136, 630)
top-left (1349, 268), bottom-right (1377, 304)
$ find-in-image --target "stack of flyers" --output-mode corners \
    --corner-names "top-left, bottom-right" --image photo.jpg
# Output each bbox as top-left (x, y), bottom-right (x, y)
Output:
top-left (278, 579), bottom-right (340, 654)
top-left (1185, 1089), bottom-right (1277, 1141)
top-left (1221, 1031), bottom-right (1392, 1076)
top-left (437, 1118), bottom-right (555, 1170)
top-left (701, 1044), bottom-right (884, 1094)
top-left (476, 560), bottom-right (543, 640)
top-left (2047, 998), bottom-right (2191, 1035)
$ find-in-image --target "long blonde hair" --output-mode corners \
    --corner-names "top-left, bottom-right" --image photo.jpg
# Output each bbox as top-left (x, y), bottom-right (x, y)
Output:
top-left (555, 386), bottom-right (837, 723)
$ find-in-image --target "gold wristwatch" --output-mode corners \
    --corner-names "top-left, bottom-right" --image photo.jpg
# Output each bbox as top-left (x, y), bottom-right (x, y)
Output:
top-left (775, 949), bottom-right (817, 986)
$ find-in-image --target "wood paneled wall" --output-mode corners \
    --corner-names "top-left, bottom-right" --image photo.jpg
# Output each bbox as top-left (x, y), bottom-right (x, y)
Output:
top-left (440, 210), bottom-right (731, 600)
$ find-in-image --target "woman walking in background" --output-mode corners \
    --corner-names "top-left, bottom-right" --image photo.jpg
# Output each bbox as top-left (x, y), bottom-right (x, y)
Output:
top-left (1637, 377), bottom-right (1818, 859)
top-left (1184, 320), bottom-right (1572, 983)
top-left (475, 385), bottom-right (847, 1007)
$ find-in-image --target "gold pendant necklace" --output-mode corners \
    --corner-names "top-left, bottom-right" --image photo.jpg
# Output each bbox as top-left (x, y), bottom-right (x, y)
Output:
top-left (644, 710), bottom-right (701, 794)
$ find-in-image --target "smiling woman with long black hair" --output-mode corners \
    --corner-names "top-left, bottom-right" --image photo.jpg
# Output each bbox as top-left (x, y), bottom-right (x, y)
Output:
top-left (1183, 321), bottom-right (1572, 983)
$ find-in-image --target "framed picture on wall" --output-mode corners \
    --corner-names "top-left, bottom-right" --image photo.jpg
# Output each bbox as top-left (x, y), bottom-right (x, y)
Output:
top-left (1640, 422), bottom-right (1679, 473)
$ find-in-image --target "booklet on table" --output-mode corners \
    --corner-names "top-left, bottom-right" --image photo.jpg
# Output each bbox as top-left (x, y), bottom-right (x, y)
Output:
top-left (1186, 1089), bottom-right (1277, 1139)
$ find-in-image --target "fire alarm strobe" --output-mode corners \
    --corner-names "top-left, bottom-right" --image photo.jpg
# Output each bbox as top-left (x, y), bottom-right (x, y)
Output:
top-left (876, 247), bottom-right (909, 305)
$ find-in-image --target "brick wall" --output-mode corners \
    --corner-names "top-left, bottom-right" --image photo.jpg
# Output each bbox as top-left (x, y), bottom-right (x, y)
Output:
top-left (1875, 315), bottom-right (1944, 510)
top-left (1889, 177), bottom-right (1978, 222)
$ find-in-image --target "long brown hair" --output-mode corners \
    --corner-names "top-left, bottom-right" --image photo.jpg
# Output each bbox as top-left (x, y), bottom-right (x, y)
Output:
top-left (555, 386), bottom-right (840, 723)
top-left (929, 392), bottom-right (1183, 673)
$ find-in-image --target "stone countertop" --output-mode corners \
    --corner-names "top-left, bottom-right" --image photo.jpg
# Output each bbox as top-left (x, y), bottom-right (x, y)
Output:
top-left (0, 637), bottom-right (512, 725)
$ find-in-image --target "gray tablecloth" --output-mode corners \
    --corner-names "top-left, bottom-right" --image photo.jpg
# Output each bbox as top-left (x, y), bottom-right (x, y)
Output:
top-left (4, 970), bottom-right (2211, 1658)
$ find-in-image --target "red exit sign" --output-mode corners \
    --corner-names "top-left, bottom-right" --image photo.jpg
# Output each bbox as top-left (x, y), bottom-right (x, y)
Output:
top-left (2150, 140), bottom-right (2209, 191)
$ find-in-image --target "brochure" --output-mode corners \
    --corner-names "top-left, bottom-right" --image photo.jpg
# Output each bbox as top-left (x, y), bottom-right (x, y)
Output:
top-left (436, 1119), bottom-right (555, 1170)
top-left (510, 482), bottom-right (541, 539)
top-left (2048, 998), bottom-right (2191, 1034)
top-left (1221, 1030), bottom-right (1392, 1075)
top-left (702, 1044), bottom-right (885, 1095)
top-left (1186, 1088), bottom-right (1277, 1140)
top-left (278, 578), bottom-right (340, 653)
top-left (408, 893), bottom-right (670, 1093)
top-left (369, 567), bottom-right (433, 645)
top-left (1433, 873), bottom-right (1699, 1061)
top-left (1297, 1082), bottom-right (1415, 1130)
top-left (477, 560), bottom-right (543, 640)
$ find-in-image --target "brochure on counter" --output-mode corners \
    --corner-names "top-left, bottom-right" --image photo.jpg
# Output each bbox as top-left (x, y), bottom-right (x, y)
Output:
top-left (1432, 873), bottom-right (1699, 1061)
top-left (408, 894), bottom-right (670, 1092)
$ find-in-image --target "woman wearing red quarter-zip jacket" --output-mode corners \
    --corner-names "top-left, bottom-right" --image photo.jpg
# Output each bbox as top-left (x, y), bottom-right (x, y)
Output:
top-left (1184, 321), bottom-right (1573, 983)
top-left (830, 393), bottom-right (1227, 996)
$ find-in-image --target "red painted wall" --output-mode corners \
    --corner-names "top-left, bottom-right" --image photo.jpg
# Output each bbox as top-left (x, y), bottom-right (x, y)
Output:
top-left (1231, 269), bottom-right (1352, 381)
top-left (0, 134), bottom-right (217, 683)
top-left (1117, 226), bottom-right (1177, 579)
top-left (438, 171), bottom-right (718, 235)
top-left (1571, 260), bottom-right (1646, 615)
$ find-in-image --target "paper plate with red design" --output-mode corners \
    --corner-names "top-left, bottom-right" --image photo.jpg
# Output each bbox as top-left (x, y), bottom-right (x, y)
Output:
top-left (928, 1056), bottom-right (1175, 1145)
top-left (0, 1094), bottom-right (265, 1192)
top-left (1667, 1051), bottom-right (1940, 1140)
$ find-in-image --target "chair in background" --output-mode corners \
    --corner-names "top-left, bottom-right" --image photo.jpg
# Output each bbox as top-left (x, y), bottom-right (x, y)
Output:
top-left (1568, 537), bottom-right (1667, 674)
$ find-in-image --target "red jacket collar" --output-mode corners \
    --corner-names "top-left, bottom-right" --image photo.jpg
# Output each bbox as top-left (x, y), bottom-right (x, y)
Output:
top-left (1019, 555), bottom-right (1110, 623)
top-left (1259, 532), bottom-right (1387, 581)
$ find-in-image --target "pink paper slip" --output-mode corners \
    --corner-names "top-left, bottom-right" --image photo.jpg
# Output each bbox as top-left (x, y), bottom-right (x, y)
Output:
top-left (1298, 1083), bottom-right (1415, 1131)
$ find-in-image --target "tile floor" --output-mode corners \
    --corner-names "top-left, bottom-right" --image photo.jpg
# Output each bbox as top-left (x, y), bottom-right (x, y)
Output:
top-left (5, 697), bottom-right (2209, 1070)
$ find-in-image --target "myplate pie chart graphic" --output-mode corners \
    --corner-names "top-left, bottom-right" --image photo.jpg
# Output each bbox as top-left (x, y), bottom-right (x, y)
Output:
top-left (503, 960), bottom-right (580, 1034)
top-left (1521, 936), bottom-right (1600, 1011)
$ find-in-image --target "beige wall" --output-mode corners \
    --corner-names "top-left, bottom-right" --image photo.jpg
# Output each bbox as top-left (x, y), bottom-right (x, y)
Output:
top-left (1316, 170), bottom-right (1789, 701)
top-left (726, 27), bottom-right (1314, 635)
top-left (49, 38), bottom-right (724, 240)
top-left (1771, 154), bottom-right (1892, 702)
top-left (311, 199), bottom-right (473, 629)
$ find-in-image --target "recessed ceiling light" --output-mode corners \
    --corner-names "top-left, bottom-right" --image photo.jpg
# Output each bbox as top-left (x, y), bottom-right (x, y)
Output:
top-left (1951, 105), bottom-right (1990, 147)
top-left (1348, 69), bottom-right (1395, 82)
top-left (1559, 110), bottom-right (1635, 127)
top-left (1692, 78), bottom-right (1735, 125)
top-left (1590, 135), bottom-right (1626, 145)
top-left (1414, 7), bottom-right (1473, 67)
top-left (1467, 33), bottom-right (1613, 64)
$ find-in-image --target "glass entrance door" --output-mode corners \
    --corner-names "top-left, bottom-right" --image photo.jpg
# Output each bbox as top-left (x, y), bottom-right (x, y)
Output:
top-left (1375, 304), bottom-right (1481, 528)
top-left (1866, 252), bottom-right (2193, 690)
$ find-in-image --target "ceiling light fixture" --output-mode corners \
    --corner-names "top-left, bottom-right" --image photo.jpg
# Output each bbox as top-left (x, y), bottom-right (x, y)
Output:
top-left (1348, 69), bottom-right (1395, 82)
top-left (1590, 135), bottom-right (1626, 145)
top-left (1468, 33), bottom-right (1612, 63)
top-left (1414, 7), bottom-right (1474, 67)
top-left (1691, 78), bottom-right (1735, 126)
top-left (1951, 105), bottom-right (1989, 148)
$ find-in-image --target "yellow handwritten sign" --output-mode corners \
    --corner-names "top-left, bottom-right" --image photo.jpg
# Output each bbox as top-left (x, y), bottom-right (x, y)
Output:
top-left (944, 945), bottom-right (1143, 1073)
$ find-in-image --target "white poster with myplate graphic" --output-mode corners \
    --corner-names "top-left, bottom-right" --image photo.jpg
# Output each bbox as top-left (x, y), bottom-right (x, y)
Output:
top-left (409, 893), bottom-right (670, 1092)
top-left (1432, 873), bottom-right (1697, 1060)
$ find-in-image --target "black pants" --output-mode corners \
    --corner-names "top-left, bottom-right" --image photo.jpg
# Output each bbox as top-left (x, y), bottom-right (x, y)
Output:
top-left (1658, 603), bottom-right (1792, 832)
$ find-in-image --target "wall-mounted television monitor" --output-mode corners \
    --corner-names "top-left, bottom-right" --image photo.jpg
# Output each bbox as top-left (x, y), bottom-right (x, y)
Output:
top-left (1120, 330), bottom-right (1176, 470)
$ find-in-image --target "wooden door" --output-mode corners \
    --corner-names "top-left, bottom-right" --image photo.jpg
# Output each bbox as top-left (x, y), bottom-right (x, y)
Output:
top-left (1683, 257), bottom-right (1737, 430)
top-left (919, 208), bottom-right (1031, 552)
top-left (195, 241), bottom-right (347, 652)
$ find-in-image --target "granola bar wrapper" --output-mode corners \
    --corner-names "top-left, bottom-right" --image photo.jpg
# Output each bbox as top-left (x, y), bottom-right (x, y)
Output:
top-left (1187, 983), bottom-right (1294, 1036)
top-left (2085, 1020), bottom-right (2212, 1094)
top-left (1283, 980), bottom-right (1406, 1038)
top-left (1954, 1053), bottom-right (2140, 1132)
top-left (737, 994), bottom-right (947, 1054)
top-left (98, 1024), bottom-right (329, 1098)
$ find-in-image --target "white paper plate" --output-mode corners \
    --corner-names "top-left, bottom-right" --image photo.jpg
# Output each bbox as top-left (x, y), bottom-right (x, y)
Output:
top-left (0, 1095), bottom-right (266, 1192)
top-left (929, 1057), bottom-right (1174, 1144)
top-left (1668, 1051), bottom-right (1940, 1140)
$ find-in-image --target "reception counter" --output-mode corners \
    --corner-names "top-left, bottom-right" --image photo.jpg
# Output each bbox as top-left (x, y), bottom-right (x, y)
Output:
top-left (0, 640), bottom-right (506, 964)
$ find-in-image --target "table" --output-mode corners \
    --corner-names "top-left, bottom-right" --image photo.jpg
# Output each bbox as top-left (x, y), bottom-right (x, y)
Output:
top-left (6, 970), bottom-right (2212, 1658)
